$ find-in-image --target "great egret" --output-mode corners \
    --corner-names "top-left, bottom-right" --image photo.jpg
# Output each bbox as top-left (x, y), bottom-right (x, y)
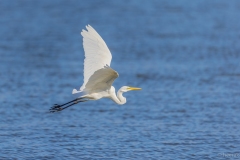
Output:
top-left (50, 25), bottom-right (141, 112)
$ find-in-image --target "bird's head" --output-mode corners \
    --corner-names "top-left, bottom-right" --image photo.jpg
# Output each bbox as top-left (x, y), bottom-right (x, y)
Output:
top-left (120, 86), bottom-right (142, 92)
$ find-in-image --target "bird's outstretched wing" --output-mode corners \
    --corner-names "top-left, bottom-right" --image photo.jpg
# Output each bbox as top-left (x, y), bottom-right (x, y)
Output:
top-left (80, 25), bottom-right (112, 91)
top-left (84, 65), bottom-right (119, 93)
top-left (72, 25), bottom-right (113, 94)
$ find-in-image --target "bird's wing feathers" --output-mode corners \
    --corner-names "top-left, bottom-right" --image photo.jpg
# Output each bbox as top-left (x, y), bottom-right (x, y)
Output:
top-left (79, 25), bottom-right (112, 91)
top-left (84, 66), bottom-right (119, 93)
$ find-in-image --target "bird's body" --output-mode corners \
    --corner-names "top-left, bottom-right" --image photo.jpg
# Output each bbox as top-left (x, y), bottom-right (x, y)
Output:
top-left (50, 25), bottom-right (141, 112)
top-left (82, 86), bottom-right (127, 104)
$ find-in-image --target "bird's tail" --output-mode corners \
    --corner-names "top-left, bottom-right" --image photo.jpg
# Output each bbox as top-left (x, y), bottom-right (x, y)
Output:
top-left (72, 88), bottom-right (82, 94)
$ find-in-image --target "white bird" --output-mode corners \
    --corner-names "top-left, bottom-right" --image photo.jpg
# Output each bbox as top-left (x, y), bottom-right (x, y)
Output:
top-left (50, 25), bottom-right (141, 112)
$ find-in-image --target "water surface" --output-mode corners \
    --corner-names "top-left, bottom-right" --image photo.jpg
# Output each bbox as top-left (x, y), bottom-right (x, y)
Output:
top-left (0, 0), bottom-right (240, 159)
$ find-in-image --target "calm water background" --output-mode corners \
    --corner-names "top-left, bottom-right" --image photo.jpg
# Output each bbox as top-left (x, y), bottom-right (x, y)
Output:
top-left (0, 0), bottom-right (240, 159)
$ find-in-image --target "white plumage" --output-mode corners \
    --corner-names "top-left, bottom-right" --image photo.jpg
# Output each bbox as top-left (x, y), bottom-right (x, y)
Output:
top-left (79, 25), bottom-right (112, 92)
top-left (50, 25), bottom-right (141, 112)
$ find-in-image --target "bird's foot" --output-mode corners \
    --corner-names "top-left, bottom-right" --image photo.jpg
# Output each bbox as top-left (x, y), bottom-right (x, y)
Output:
top-left (49, 104), bottom-right (63, 113)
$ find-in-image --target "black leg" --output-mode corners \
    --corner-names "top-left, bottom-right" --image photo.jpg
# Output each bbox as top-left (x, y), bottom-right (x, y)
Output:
top-left (54, 98), bottom-right (79, 108)
top-left (49, 98), bottom-right (88, 113)
top-left (57, 99), bottom-right (88, 111)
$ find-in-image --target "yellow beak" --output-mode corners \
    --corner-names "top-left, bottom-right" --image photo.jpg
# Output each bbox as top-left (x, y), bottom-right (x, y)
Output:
top-left (127, 87), bottom-right (142, 91)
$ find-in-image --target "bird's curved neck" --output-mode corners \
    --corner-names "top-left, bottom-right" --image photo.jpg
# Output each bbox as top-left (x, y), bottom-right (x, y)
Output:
top-left (111, 87), bottom-right (126, 105)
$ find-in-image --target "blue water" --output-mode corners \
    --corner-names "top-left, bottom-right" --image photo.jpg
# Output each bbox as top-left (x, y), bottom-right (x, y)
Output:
top-left (1, 0), bottom-right (240, 159)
